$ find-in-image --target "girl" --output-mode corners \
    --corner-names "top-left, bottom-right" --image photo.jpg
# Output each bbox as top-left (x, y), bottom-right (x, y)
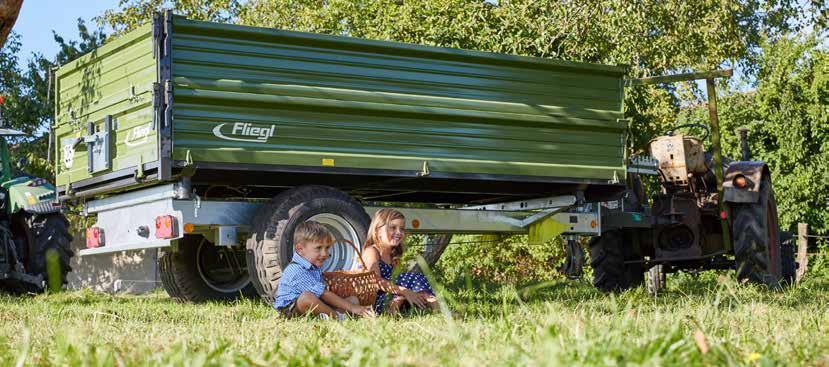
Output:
top-left (362, 208), bottom-right (440, 315)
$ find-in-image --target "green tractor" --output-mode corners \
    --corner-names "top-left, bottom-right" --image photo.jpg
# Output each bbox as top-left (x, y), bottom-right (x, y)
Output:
top-left (0, 103), bottom-right (73, 293)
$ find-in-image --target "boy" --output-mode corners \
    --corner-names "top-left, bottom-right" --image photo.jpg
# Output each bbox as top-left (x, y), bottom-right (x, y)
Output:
top-left (274, 221), bottom-right (374, 318)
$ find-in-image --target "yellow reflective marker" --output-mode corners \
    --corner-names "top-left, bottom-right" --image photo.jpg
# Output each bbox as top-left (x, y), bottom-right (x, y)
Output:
top-left (24, 192), bottom-right (37, 205)
top-left (322, 158), bottom-right (335, 166)
top-left (528, 217), bottom-right (568, 245)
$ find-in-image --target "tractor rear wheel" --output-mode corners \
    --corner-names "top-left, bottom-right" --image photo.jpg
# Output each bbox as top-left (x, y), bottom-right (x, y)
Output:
top-left (589, 230), bottom-right (644, 292)
top-left (732, 176), bottom-right (784, 288)
top-left (780, 231), bottom-right (797, 285)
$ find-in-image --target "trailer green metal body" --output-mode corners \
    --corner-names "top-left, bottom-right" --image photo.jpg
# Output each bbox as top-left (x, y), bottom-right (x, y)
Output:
top-left (54, 13), bottom-right (628, 203)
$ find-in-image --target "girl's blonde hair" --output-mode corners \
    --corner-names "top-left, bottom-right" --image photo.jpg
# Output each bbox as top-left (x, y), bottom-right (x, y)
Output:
top-left (364, 208), bottom-right (406, 264)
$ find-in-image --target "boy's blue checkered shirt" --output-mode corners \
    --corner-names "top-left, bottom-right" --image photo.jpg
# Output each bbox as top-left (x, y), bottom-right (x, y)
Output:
top-left (274, 253), bottom-right (327, 309)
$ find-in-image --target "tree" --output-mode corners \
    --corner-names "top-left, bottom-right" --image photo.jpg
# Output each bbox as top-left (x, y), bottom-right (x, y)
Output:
top-left (98, 0), bottom-right (242, 35)
top-left (752, 37), bottom-right (828, 233)
top-left (235, 0), bottom-right (824, 150)
top-left (0, 0), bottom-right (23, 46)
top-left (676, 36), bottom-right (828, 235)
top-left (0, 19), bottom-right (106, 180)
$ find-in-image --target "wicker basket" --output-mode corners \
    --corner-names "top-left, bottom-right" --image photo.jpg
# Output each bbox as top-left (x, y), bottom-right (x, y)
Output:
top-left (323, 240), bottom-right (379, 306)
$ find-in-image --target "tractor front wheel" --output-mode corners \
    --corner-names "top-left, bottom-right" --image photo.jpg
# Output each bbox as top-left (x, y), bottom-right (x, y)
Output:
top-left (589, 230), bottom-right (644, 292)
top-left (12, 212), bottom-right (74, 290)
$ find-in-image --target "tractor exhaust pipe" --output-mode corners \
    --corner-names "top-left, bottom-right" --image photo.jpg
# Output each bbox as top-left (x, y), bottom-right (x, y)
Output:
top-left (738, 127), bottom-right (750, 161)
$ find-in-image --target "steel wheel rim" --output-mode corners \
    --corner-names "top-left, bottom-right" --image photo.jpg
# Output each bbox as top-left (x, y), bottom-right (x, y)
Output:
top-left (308, 213), bottom-right (360, 272)
top-left (196, 239), bottom-right (250, 293)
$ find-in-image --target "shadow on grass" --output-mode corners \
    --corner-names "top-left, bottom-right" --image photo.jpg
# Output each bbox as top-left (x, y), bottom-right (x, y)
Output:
top-left (437, 270), bottom-right (829, 317)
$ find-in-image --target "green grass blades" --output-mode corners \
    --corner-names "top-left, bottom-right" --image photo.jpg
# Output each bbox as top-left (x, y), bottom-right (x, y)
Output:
top-left (45, 249), bottom-right (62, 293)
top-left (1, 272), bottom-right (828, 366)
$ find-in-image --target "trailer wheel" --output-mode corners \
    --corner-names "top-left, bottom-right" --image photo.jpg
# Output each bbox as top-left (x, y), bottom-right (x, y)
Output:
top-left (246, 186), bottom-right (370, 303)
top-left (589, 230), bottom-right (644, 292)
top-left (158, 235), bottom-right (256, 302)
top-left (732, 176), bottom-right (784, 288)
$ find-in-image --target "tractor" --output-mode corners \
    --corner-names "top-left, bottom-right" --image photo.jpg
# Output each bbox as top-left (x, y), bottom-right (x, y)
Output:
top-left (0, 97), bottom-right (73, 293)
top-left (593, 71), bottom-right (797, 294)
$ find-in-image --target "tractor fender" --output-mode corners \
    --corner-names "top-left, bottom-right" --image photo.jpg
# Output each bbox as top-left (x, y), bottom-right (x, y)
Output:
top-left (23, 200), bottom-right (61, 214)
top-left (722, 161), bottom-right (770, 204)
top-left (4, 178), bottom-right (59, 214)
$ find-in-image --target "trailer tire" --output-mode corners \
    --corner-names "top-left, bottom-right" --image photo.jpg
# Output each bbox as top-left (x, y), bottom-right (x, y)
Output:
top-left (17, 212), bottom-right (74, 289)
top-left (732, 176), bottom-right (784, 288)
top-left (246, 186), bottom-right (370, 303)
top-left (589, 230), bottom-right (644, 292)
top-left (158, 235), bottom-right (256, 302)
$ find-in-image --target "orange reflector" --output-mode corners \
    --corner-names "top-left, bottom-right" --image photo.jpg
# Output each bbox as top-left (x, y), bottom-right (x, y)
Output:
top-left (183, 223), bottom-right (195, 233)
top-left (590, 220), bottom-right (597, 228)
top-left (734, 175), bottom-right (748, 188)
top-left (411, 219), bottom-right (421, 229)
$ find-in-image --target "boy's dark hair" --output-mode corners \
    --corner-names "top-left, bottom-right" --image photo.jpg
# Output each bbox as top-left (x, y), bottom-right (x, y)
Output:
top-left (294, 221), bottom-right (334, 247)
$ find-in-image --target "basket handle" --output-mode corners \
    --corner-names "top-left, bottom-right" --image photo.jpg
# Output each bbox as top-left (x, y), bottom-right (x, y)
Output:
top-left (340, 239), bottom-right (369, 271)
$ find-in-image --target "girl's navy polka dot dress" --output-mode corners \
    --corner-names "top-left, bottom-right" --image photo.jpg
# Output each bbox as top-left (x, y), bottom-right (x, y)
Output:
top-left (374, 259), bottom-right (434, 313)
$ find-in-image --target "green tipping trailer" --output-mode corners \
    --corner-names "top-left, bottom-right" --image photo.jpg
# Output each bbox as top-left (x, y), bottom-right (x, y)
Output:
top-left (55, 13), bottom-right (628, 203)
top-left (56, 12), bottom-right (636, 302)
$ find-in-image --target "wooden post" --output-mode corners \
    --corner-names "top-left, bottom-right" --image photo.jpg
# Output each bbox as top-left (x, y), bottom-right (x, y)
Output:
top-left (796, 223), bottom-right (809, 283)
top-left (706, 78), bottom-right (732, 251)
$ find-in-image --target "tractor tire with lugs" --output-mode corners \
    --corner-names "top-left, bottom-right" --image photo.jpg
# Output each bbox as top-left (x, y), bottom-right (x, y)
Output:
top-left (158, 234), bottom-right (256, 302)
top-left (731, 176), bottom-right (784, 288)
top-left (589, 230), bottom-right (644, 292)
top-left (20, 212), bottom-right (74, 288)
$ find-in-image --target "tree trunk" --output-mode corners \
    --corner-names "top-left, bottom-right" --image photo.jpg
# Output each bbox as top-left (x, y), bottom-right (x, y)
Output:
top-left (409, 234), bottom-right (452, 273)
top-left (0, 0), bottom-right (24, 47)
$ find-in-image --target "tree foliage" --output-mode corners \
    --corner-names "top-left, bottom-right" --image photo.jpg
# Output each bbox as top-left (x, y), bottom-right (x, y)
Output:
top-left (0, 19), bottom-right (106, 180)
top-left (753, 37), bottom-right (828, 233)
top-left (98, 0), bottom-right (242, 35)
top-left (234, 0), bottom-right (825, 151)
top-left (680, 36), bottom-right (828, 234)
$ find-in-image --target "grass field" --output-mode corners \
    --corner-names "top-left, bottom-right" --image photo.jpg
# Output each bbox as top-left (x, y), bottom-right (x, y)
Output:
top-left (2, 270), bottom-right (828, 366)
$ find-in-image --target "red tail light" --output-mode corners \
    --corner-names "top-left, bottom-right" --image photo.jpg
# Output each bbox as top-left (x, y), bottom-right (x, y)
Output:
top-left (86, 227), bottom-right (104, 248)
top-left (155, 215), bottom-right (178, 239)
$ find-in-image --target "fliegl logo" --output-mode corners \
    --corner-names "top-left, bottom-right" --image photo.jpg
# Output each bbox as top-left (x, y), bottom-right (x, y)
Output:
top-left (212, 122), bottom-right (276, 143)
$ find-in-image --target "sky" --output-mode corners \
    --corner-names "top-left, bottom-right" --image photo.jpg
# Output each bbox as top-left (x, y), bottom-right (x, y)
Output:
top-left (11, 0), bottom-right (119, 63)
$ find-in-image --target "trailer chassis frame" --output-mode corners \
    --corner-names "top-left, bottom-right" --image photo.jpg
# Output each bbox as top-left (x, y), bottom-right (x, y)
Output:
top-left (79, 183), bottom-right (602, 256)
